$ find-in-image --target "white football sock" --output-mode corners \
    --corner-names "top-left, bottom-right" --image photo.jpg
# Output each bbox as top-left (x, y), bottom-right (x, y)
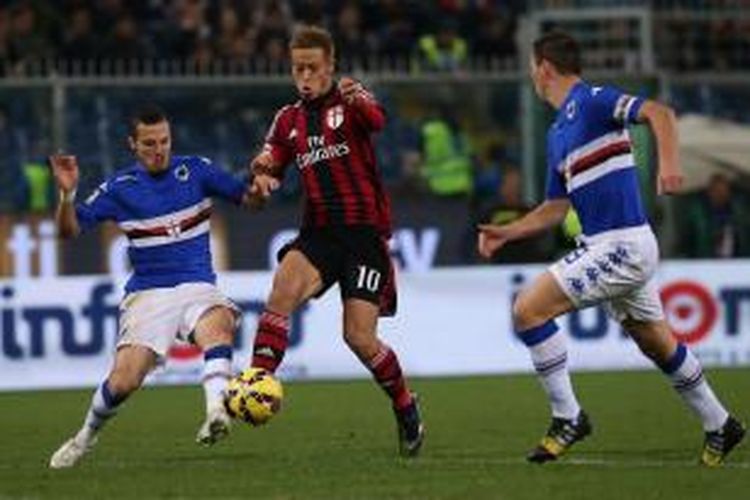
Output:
top-left (528, 330), bottom-right (581, 420)
top-left (203, 345), bottom-right (233, 413)
top-left (663, 345), bottom-right (728, 432)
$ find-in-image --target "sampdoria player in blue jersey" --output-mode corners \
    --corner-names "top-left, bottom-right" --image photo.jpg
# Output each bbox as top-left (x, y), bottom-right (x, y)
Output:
top-left (48, 105), bottom-right (256, 468)
top-left (478, 32), bottom-right (745, 466)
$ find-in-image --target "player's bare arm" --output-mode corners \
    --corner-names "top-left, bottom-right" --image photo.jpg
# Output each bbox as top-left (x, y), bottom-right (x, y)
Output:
top-left (49, 153), bottom-right (81, 239)
top-left (638, 100), bottom-right (683, 195)
top-left (477, 199), bottom-right (570, 258)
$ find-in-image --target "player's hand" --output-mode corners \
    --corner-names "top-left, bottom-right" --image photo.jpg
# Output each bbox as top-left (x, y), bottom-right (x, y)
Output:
top-left (48, 154), bottom-right (79, 193)
top-left (477, 224), bottom-right (513, 259)
top-left (338, 77), bottom-right (363, 105)
top-left (658, 168), bottom-right (683, 195)
top-left (250, 173), bottom-right (280, 199)
top-left (249, 151), bottom-right (276, 176)
top-left (244, 190), bottom-right (268, 210)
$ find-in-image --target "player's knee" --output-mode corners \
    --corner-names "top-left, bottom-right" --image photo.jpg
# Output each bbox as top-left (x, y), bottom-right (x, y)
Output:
top-left (107, 370), bottom-right (143, 396)
top-left (195, 308), bottom-right (236, 345)
top-left (512, 294), bottom-right (538, 331)
top-left (215, 307), bottom-right (237, 329)
top-left (343, 328), bottom-right (378, 358)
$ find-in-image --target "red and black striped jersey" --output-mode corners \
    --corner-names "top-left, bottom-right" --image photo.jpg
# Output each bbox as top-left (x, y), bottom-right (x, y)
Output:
top-left (262, 84), bottom-right (392, 237)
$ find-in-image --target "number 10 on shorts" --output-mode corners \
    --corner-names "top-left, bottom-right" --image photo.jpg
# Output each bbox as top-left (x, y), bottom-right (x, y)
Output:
top-left (356, 265), bottom-right (381, 292)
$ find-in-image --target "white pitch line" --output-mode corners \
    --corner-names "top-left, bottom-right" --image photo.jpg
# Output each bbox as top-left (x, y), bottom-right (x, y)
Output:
top-left (422, 456), bottom-right (750, 469)
top-left (563, 457), bottom-right (750, 469)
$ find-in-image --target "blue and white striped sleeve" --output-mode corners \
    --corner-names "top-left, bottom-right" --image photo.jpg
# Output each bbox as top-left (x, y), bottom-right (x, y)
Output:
top-left (593, 86), bottom-right (645, 125)
top-left (75, 181), bottom-right (119, 232)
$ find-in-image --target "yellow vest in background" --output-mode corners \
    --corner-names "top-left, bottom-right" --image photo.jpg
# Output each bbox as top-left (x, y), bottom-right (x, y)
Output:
top-left (418, 35), bottom-right (468, 70)
top-left (421, 119), bottom-right (473, 196)
top-left (23, 162), bottom-right (51, 213)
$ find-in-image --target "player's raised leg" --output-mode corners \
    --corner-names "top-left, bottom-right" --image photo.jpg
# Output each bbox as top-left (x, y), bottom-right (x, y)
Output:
top-left (49, 345), bottom-right (157, 469)
top-left (251, 250), bottom-right (322, 372)
top-left (193, 305), bottom-right (239, 446)
top-left (513, 271), bottom-right (591, 463)
top-left (625, 317), bottom-right (746, 466)
top-left (342, 299), bottom-right (423, 457)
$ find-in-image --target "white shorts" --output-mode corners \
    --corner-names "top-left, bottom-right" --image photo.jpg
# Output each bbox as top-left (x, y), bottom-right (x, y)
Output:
top-left (118, 282), bottom-right (240, 359)
top-left (549, 225), bottom-right (664, 323)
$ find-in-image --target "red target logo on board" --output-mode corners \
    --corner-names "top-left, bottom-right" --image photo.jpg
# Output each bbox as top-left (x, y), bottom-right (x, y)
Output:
top-left (660, 281), bottom-right (718, 345)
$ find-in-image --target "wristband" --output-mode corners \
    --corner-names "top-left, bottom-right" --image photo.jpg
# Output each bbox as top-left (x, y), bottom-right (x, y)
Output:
top-left (60, 189), bottom-right (77, 203)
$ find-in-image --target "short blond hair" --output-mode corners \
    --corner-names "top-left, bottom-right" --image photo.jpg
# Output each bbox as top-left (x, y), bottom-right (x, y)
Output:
top-left (289, 25), bottom-right (335, 59)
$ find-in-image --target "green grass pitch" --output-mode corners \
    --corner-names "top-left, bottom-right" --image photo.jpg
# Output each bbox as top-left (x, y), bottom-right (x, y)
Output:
top-left (1, 369), bottom-right (748, 499)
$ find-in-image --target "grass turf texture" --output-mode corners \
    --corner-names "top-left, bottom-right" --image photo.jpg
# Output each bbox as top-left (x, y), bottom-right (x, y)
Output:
top-left (1, 369), bottom-right (748, 499)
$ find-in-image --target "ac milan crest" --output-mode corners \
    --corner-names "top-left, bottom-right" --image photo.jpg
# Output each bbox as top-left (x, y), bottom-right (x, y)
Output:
top-left (326, 105), bottom-right (344, 130)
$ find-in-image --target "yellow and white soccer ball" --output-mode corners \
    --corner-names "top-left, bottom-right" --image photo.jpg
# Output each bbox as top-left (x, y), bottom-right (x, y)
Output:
top-left (224, 368), bottom-right (283, 426)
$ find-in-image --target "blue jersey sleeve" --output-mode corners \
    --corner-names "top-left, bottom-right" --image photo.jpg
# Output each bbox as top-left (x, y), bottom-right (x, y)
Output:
top-left (589, 85), bottom-right (645, 126)
top-left (196, 157), bottom-right (246, 204)
top-left (544, 133), bottom-right (567, 200)
top-left (75, 181), bottom-right (119, 232)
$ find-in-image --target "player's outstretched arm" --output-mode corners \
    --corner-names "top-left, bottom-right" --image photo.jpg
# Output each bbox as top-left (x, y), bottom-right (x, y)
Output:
top-left (638, 100), bottom-right (683, 195)
top-left (49, 154), bottom-right (81, 239)
top-left (477, 199), bottom-right (570, 259)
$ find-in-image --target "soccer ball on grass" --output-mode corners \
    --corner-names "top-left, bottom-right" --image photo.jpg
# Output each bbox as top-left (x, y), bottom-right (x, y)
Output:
top-left (224, 368), bottom-right (283, 426)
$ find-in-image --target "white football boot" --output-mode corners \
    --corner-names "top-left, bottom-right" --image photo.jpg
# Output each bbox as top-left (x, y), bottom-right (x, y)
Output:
top-left (49, 433), bottom-right (97, 469)
top-left (196, 405), bottom-right (231, 446)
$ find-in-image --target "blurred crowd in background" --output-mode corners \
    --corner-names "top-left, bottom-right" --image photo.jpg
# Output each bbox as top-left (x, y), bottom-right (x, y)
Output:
top-left (1, 0), bottom-right (750, 75)
top-left (2, 0), bottom-right (750, 262)
top-left (0, 0), bottom-right (520, 74)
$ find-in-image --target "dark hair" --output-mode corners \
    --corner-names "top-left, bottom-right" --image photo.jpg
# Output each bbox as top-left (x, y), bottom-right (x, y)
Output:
top-left (128, 104), bottom-right (168, 138)
top-left (289, 25), bottom-right (334, 59)
top-left (533, 31), bottom-right (582, 76)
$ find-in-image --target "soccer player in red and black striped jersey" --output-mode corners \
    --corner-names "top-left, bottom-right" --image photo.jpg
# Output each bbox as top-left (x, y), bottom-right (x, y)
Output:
top-left (246, 25), bottom-right (424, 457)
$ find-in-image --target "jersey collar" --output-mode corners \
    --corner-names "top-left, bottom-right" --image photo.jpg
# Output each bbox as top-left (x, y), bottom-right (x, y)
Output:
top-left (304, 83), bottom-right (338, 109)
top-left (135, 157), bottom-right (175, 178)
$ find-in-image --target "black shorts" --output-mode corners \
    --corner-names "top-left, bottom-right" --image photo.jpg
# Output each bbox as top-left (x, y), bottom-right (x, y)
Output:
top-left (277, 226), bottom-right (397, 317)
